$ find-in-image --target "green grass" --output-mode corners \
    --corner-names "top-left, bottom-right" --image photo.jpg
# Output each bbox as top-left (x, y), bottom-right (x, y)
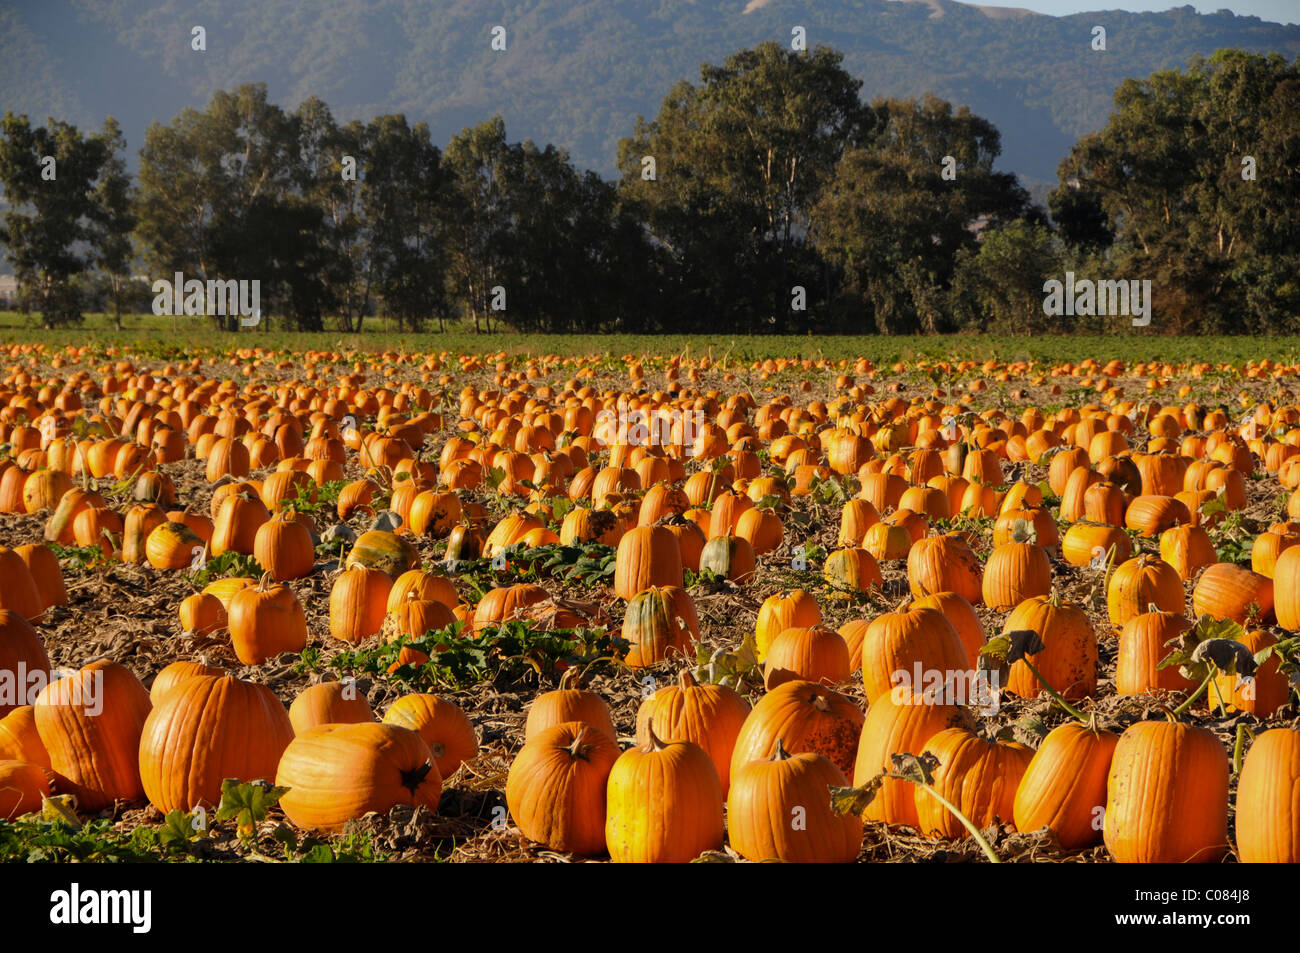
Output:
top-left (2, 311), bottom-right (1298, 366)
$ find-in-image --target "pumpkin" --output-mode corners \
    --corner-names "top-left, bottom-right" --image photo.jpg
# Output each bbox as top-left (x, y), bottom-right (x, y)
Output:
top-left (906, 533), bottom-right (982, 604)
top-left (0, 548), bottom-right (44, 621)
top-left (755, 589), bottom-right (822, 663)
top-left (907, 591), bottom-right (985, 664)
top-left (149, 660), bottom-right (225, 705)
top-left (275, 722), bottom-right (442, 832)
top-left (859, 606), bottom-right (969, 705)
top-left (1115, 611), bottom-right (1195, 696)
top-left (634, 670), bottom-right (750, 797)
top-left (621, 586), bottom-right (699, 668)
top-left (1061, 521), bottom-right (1131, 569)
top-left (253, 509), bottom-right (316, 581)
top-left (1159, 524), bottom-right (1218, 581)
top-left (1106, 555), bottom-right (1183, 628)
top-left (822, 547), bottom-right (883, 598)
top-left (0, 610), bottom-right (51, 718)
top-left (1191, 563), bottom-right (1273, 626)
top-left (851, 688), bottom-right (971, 828)
top-left (506, 720), bottom-right (619, 856)
top-left (1002, 593), bottom-right (1098, 700)
top-left (139, 674), bottom-right (294, 812)
top-left (382, 694), bottom-right (478, 779)
top-left (0, 706), bottom-right (50, 767)
top-left (211, 491), bottom-right (270, 557)
top-left (289, 680), bottom-right (376, 735)
top-left (387, 570), bottom-right (459, 612)
top-left (763, 625), bottom-right (851, 690)
top-left (525, 672), bottom-right (617, 745)
top-left (613, 525), bottom-right (684, 599)
top-left (728, 740), bottom-right (862, 863)
top-left (915, 727), bottom-right (1033, 840)
top-left (1210, 629), bottom-right (1289, 717)
top-left (346, 530), bottom-right (418, 578)
top-left (1235, 728), bottom-right (1300, 863)
top-left (981, 539), bottom-right (1052, 611)
top-left (0, 759), bottom-right (50, 819)
top-left (605, 730), bottom-right (724, 863)
top-left (730, 680), bottom-right (864, 781)
top-left (34, 659), bottom-right (152, 811)
top-left (1103, 719), bottom-right (1228, 863)
top-left (178, 592), bottom-right (226, 635)
top-left (227, 574), bottom-right (308, 665)
top-left (1012, 721), bottom-right (1118, 850)
top-left (145, 521), bottom-right (205, 571)
top-left (329, 567), bottom-right (393, 644)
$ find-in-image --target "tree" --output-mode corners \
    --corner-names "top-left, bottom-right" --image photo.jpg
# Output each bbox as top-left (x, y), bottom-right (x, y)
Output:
top-left (812, 94), bottom-right (1033, 334)
top-left (444, 117), bottom-right (511, 333)
top-left (617, 42), bottom-right (873, 331)
top-left (0, 114), bottom-right (123, 327)
top-left (88, 117), bottom-right (136, 331)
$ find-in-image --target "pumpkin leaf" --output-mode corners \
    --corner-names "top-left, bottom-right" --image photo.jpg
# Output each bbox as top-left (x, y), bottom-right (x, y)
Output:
top-left (829, 776), bottom-right (884, 818)
top-left (1192, 638), bottom-right (1257, 677)
top-left (889, 751), bottom-right (940, 785)
top-left (1160, 614), bottom-right (1245, 681)
top-left (216, 779), bottom-right (289, 839)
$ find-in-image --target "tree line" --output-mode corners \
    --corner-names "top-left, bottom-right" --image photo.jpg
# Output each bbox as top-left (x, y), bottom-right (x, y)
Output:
top-left (1, 44), bottom-right (1295, 334)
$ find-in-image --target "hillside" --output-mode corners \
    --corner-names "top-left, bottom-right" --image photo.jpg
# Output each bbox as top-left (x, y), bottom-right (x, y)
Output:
top-left (2, 0), bottom-right (1297, 190)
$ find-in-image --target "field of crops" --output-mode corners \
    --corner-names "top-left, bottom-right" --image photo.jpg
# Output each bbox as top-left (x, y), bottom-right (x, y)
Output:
top-left (1, 332), bottom-right (1298, 865)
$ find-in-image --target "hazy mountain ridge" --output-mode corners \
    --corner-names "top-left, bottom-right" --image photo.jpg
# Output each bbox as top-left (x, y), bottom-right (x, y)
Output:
top-left (2, 0), bottom-right (1297, 187)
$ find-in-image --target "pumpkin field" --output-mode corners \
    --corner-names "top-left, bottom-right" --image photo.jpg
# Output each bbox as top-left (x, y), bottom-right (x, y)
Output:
top-left (0, 334), bottom-right (1298, 865)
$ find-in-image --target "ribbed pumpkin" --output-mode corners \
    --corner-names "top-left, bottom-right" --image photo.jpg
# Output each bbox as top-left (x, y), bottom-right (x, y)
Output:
top-left (149, 660), bottom-right (225, 705)
top-left (139, 674), bottom-right (294, 812)
top-left (525, 672), bottom-right (617, 744)
top-left (1271, 544), bottom-right (1300, 630)
top-left (605, 730), bottom-right (724, 863)
top-left (728, 740), bottom-right (862, 863)
top-left (613, 525), bottom-right (684, 600)
top-left (506, 720), bottom-right (619, 856)
top-left (275, 722), bottom-right (442, 832)
top-left (915, 727), bottom-right (1033, 840)
top-left (755, 589), bottom-right (822, 663)
top-left (764, 625), bottom-right (851, 690)
top-left (634, 671), bottom-right (750, 797)
top-left (907, 591), bottom-right (985, 663)
top-left (1106, 555), bottom-right (1183, 628)
top-left (906, 533), bottom-right (982, 604)
top-left (288, 680), bottom-right (376, 735)
top-left (1002, 593), bottom-right (1098, 700)
top-left (1235, 728), bottom-right (1300, 863)
top-left (211, 492), bottom-right (270, 557)
top-left (1115, 611), bottom-right (1195, 696)
top-left (1124, 494), bottom-right (1191, 538)
top-left (0, 705), bottom-right (51, 767)
top-left (253, 509), bottom-right (315, 581)
top-left (328, 567), bottom-right (393, 644)
top-left (471, 583), bottom-right (549, 632)
top-left (1013, 721), bottom-right (1118, 849)
top-left (1103, 719), bottom-right (1228, 863)
top-left (381, 694), bottom-right (478, 779)
top-left (621, 586), bottom-right (699, 668)
top-left (851, 689), bottom-right (971, 828)
top-left (0, 610), bottom-right (51, 718)
top-left (982, 539), bottom-right (1051, 611)
top-left (386, 570), bottom-right (459, 612)
top-left (1191, 562), bottom-right (1273, 625)
top-left (34, 660), bottom-right (152, 811)
top-left (729, 680), bottom-right (864, 781)
top-left (859, 606), bottom-right (969, 705)
top-left (227, 574), bottom-right (308, 665)
top-left (1159, 524), bottom-right (1218, 581)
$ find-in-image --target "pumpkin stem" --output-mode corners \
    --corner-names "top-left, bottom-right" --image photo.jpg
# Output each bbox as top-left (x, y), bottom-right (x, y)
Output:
top-left (557, 666), bottom-right (581, 691)
top-left (564, 726), bottom-right (590, 761)
top-left (256, 571), bottom-right (273, 591)
top-left (772, 738), bottom-right (793, 762)
top-left (811, 692), bottom-right (831, 713)
top-left (644, 724), bottom-right (669, 752)
top-left (677, 669), bottom-right (697, 690)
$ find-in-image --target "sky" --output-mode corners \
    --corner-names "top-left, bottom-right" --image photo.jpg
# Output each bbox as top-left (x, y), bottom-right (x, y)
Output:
top-left (966, 0), bottom-right (1300, 24)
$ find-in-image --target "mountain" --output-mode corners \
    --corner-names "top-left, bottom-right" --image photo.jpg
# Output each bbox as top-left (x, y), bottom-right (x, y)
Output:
top-left (2, 0), bottom-right (1298, 194)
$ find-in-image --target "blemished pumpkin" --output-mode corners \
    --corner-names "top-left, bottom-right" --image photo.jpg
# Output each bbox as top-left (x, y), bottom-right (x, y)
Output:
top-left (727, 740), bottom-right (863, 863)
top-left (139, 674), bottom-right (295, 812)
top-left (1103, 719), bottom-right (1229, 863)
top-left (605, 730), bottom-right (724, 863)
top-left (729, 680), bottom-right (864, 782)
top-left (621, 585), bottom-right (699, 668)
top-left (506, 720), bottom-right (620, 856)
top-left (275, 722), bottom-right (442, 832)
top-left (34, 659), bottom-right (152, 812)
top-left (381, 694), bottom-right (478, 779)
